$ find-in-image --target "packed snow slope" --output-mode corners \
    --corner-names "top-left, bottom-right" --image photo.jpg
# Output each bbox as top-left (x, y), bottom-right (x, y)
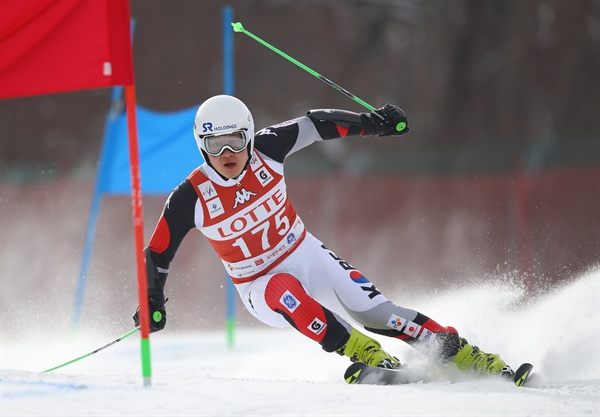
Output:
top-left (1, 267), bottom-right (598, 416)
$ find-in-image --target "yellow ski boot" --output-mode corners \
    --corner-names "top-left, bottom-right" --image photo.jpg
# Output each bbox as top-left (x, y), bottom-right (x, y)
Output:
top-left (337, 328), bottom-right (400, 369)
top-left (452, 337), bottom-right (514, 377)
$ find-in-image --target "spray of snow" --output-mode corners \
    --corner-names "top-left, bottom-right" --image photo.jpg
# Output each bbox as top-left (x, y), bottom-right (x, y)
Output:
top-left (1, 267), bottom-right (598, 416)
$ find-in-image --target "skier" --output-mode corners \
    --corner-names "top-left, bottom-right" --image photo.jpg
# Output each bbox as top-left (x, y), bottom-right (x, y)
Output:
top-left (134, 94), bottom-right (513, 378)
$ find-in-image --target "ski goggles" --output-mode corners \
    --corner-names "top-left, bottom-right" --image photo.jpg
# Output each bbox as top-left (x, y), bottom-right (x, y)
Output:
top-left (201, 131), bottom-right (248, 156)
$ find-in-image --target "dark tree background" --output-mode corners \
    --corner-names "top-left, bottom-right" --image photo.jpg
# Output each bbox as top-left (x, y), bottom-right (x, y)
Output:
top-left (1, 0), bottom-right (598, 178)
top-left (0, 0), bottom-right (598, 332)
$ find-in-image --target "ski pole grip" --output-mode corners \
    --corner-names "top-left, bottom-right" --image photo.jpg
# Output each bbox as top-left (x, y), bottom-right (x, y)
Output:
top-left (231, 22), bottom-right (244, 33)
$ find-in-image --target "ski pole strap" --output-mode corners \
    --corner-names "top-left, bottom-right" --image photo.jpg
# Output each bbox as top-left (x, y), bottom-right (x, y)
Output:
top-left (42, 327), bottom-right (139, 373)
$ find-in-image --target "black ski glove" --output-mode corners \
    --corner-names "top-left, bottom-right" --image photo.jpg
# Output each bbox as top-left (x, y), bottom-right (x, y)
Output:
top-left (133, 289), bottom-right (167, 333)
top-left (361, 104), bottom-right (410, 136)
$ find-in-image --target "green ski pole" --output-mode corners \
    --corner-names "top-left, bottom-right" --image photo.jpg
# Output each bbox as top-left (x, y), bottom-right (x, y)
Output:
top-left (42, 327), bottom-right (139, 373)
top-left (231, 21), bottom-right (406, 133)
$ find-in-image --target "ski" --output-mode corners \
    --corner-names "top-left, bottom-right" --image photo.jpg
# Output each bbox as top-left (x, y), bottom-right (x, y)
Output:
top-left (344, 362), bottom-right (422, 385)
top-left (344, 362), bottom-right (534, 387)
top-left (512, 363), bottom-right (534, 387)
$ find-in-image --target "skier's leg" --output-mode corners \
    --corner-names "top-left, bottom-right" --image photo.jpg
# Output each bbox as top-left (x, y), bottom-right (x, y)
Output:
top-left (306, 243), bottom-right (459, 357)
top-left (263, 272), bottom-right (349, 352)
top-left (347, 296), bottom-right (512, 375)
top-left (237, 272), bottom-right (399, 367)
top-left (308, 244), bottom-right (511, 375)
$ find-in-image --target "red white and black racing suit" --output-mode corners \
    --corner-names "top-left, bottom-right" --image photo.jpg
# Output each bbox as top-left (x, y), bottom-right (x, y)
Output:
top-left (144, 110), bottom-right (460, 358)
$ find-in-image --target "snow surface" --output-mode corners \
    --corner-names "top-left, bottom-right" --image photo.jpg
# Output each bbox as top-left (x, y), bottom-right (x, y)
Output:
top-left (1, 268), bottom-right (599, 416)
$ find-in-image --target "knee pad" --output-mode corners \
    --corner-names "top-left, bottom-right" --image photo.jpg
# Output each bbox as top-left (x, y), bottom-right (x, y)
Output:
top-left (264, 273), bottom-right (350, 352)
top-left (264, 273), bottom-right (307, 313)
top-left (265, 273), bottom-right (327, 337)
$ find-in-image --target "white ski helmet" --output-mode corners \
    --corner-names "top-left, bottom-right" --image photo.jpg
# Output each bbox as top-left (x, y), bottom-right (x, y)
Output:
top-left (193, 95), bottom-right (255, 158)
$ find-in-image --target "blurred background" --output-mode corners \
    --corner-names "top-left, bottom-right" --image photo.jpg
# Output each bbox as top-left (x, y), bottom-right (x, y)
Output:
top-left (1, 0), bottom-right (598, 335)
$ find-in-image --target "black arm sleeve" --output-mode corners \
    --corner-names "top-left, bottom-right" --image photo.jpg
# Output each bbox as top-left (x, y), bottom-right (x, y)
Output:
top-left (254, 122), bottom-right (300, 163)
top-left (254, 109), bottom-right (373, 163)
top-left (145, 179), bottom-right (197, 292)
top-left (307, 109), bottom-right (375, 139)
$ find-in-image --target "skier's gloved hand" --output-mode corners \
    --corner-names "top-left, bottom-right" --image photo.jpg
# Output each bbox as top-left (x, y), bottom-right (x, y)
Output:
top-left (133, 289), bottom-right (167, 333)
top-left (361, 104), bottom-right (410, 136)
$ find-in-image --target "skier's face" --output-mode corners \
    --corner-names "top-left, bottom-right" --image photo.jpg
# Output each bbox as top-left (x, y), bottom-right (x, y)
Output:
top-left (208, 148), bottom-right (249, 179)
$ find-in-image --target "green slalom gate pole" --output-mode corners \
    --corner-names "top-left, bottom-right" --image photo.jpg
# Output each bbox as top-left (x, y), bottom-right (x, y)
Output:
top-left (231, 21), bottom-right (406, 133)
top-left (43, 327), bottom-right (139, 373)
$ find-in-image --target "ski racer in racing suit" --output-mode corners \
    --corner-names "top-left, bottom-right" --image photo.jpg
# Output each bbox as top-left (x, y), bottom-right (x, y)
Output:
top-left (134, 94), bottom-right (513, 377)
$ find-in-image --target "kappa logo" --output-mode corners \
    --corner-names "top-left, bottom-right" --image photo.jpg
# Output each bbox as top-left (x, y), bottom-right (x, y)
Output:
top-left (165, 191), bottom-right (174, 210)
top-left (232, 188), bottom-right (257, 209)
top-left (256, 127), bottom-right (278, 137)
